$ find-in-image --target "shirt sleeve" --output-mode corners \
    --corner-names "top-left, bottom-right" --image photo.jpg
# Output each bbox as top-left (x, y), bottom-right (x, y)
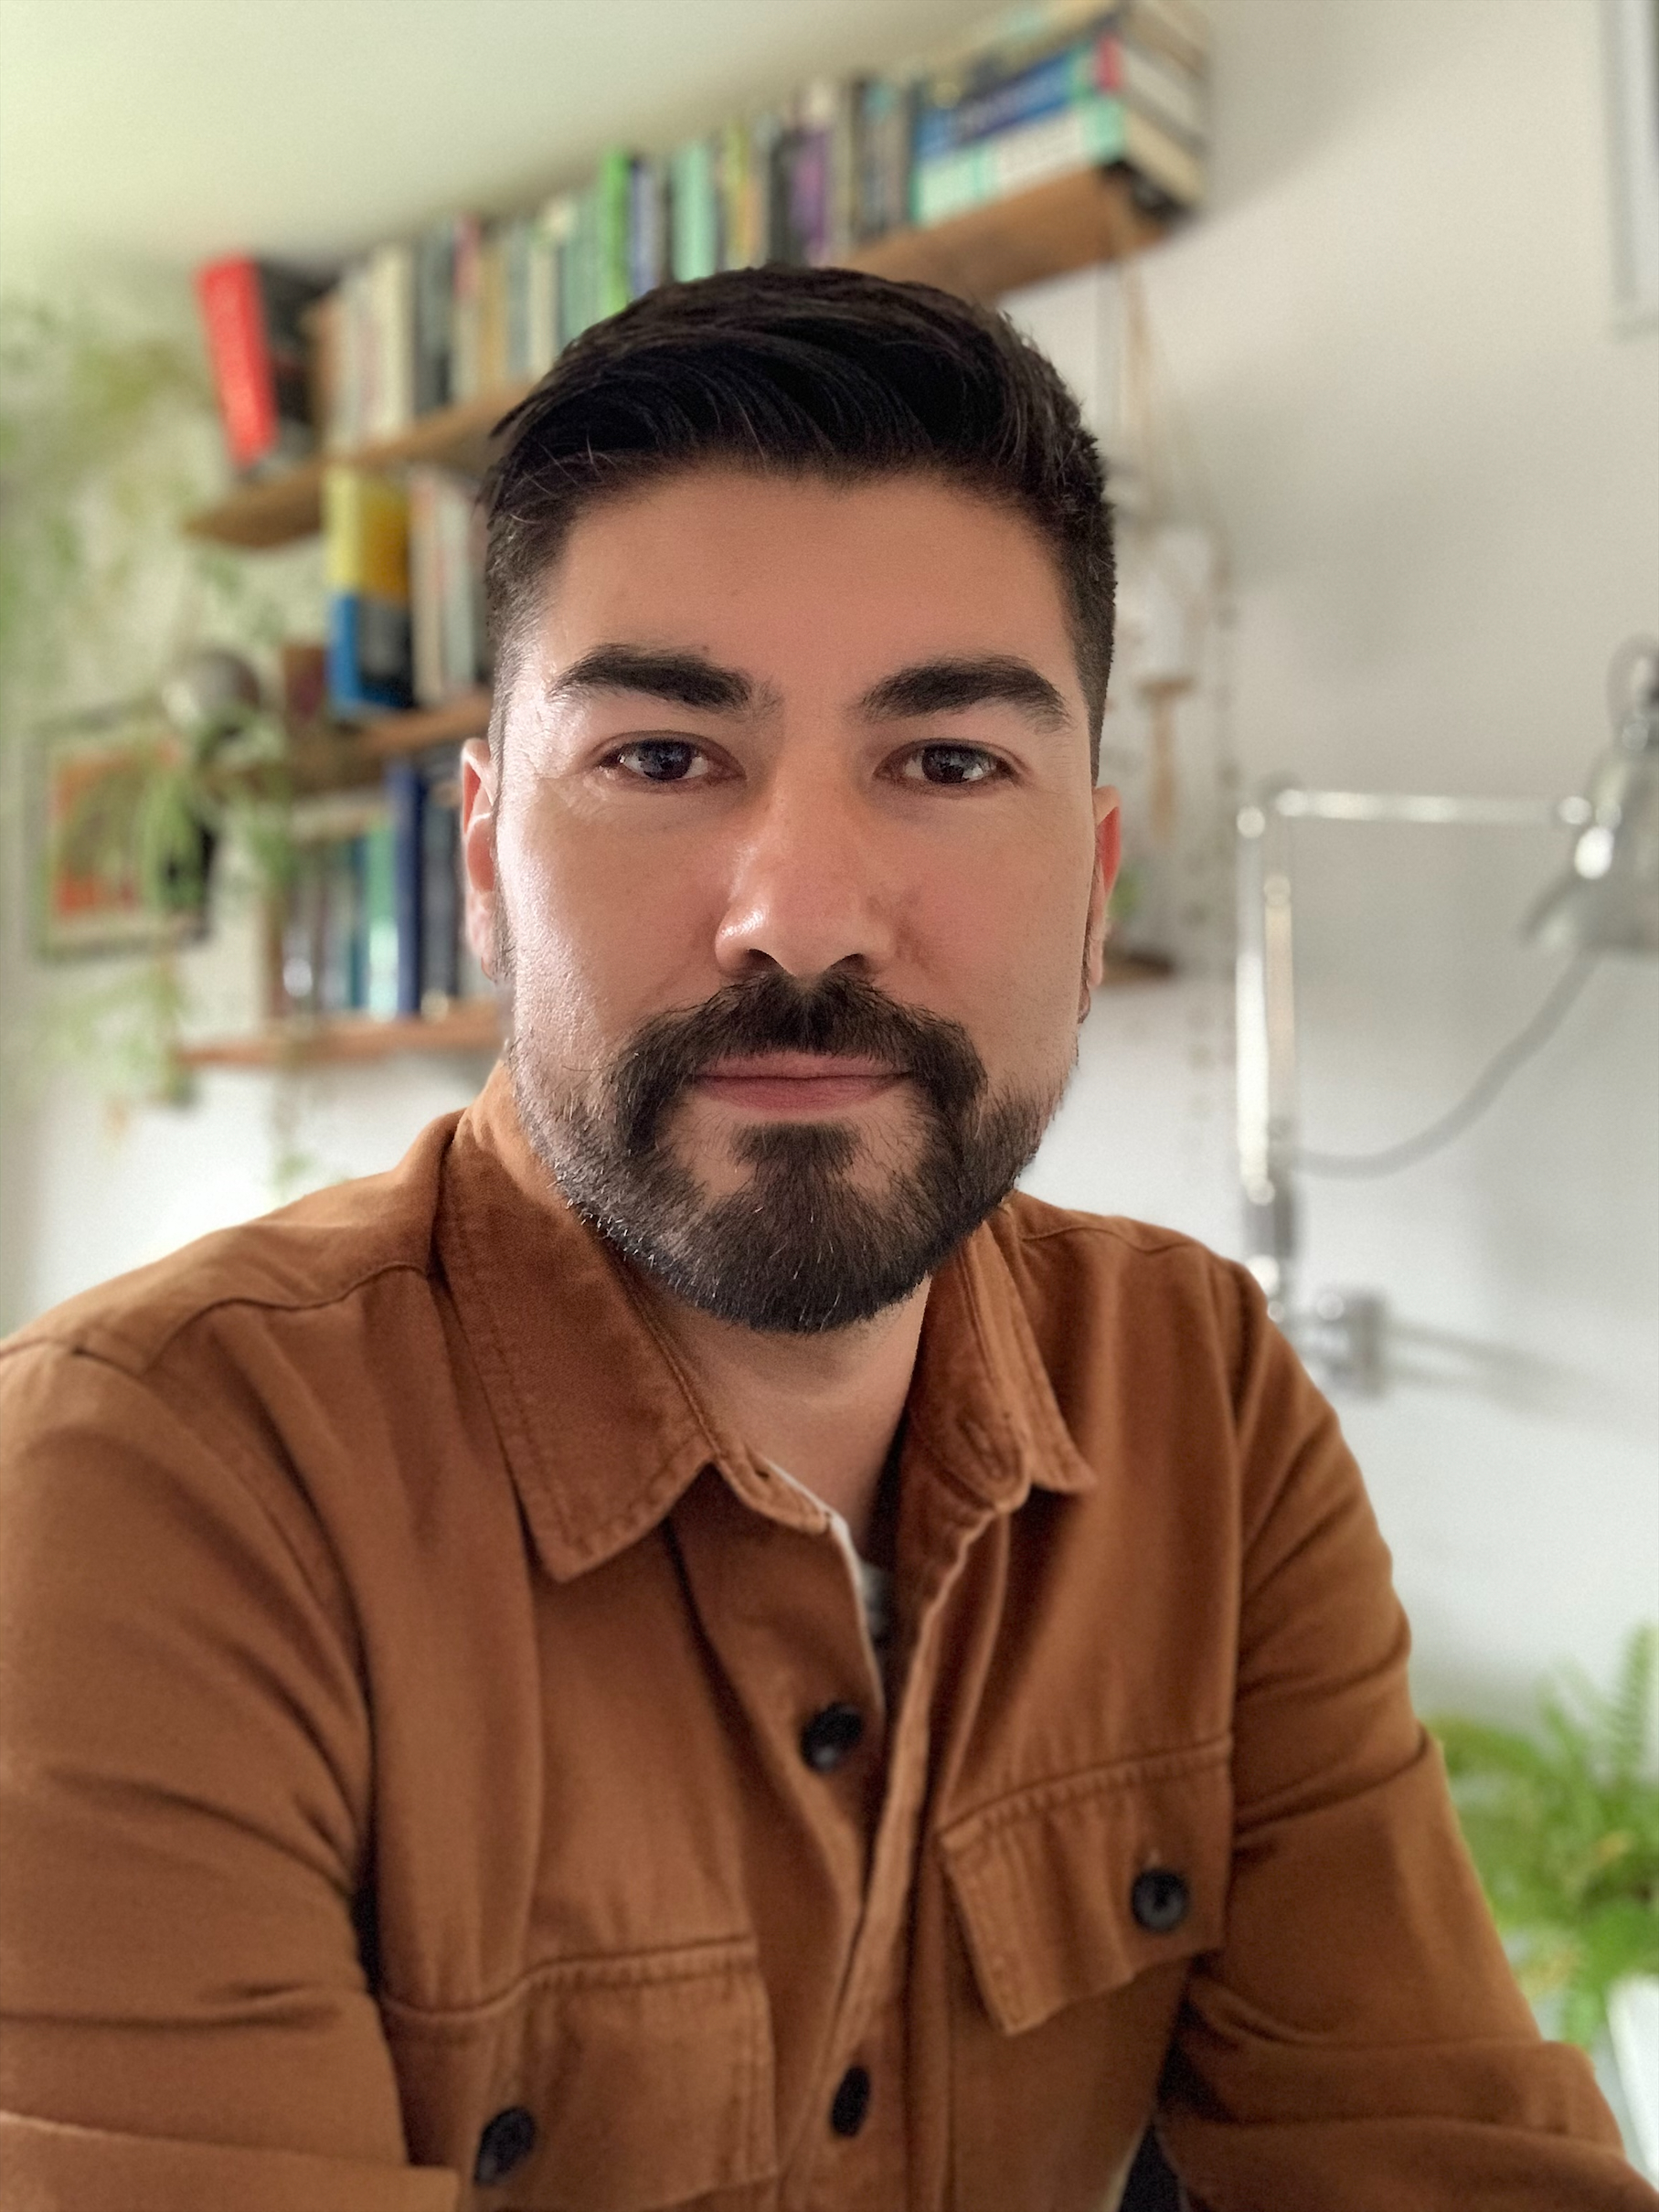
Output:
top-left (0, 1340), bottom-right (460, 2212)
top-left (1154, 1270), bottom-right (1655, 2212)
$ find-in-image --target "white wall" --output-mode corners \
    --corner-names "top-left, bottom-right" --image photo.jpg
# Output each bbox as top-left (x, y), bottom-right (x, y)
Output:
top-left (1016, 0), bottom-right (1659, 1717)
top-left (3, 0), bottom-right (1654, 1717)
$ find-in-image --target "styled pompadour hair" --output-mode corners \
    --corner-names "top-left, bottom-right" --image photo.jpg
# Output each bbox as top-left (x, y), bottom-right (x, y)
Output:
top-left (483, 264), bottom-right (1114, 769)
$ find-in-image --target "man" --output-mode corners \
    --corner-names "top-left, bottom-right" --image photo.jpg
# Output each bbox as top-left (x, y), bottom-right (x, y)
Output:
top-left (0, 269), bottom-right (1648, 2212)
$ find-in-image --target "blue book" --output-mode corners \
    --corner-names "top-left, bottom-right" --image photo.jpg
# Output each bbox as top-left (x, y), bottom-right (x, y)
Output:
top-left (385, 759), bottom-right (424, 1018)
top-left (915, 39), bottom-right (1104, 161)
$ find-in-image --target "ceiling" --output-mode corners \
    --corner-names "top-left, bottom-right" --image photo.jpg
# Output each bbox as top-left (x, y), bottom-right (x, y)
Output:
top-left (0, 0), bottom-right (988, 282)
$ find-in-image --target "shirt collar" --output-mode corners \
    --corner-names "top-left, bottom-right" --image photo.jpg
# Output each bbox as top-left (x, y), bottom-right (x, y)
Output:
top-left (437, 1064), bottom-right (1095, 1586)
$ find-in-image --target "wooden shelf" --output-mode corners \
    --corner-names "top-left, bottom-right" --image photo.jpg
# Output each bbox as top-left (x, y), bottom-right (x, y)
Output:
top-left (359, 688), bottom-right (493, 758)
top-left (282, 690), bottom-right (493, 794)
top-left (185, 166), bottom-right (1174, 551)
top-left (178, 999), bottom-right (501, 1070)
top-left (845, 164), bottom-right (1168, 298)
top-left (186, 387), bottom-right (534, 549)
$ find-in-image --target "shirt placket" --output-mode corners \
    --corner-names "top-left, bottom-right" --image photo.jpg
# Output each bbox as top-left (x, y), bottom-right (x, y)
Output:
top-left (782, 1466), bottom-right (1000, 2212)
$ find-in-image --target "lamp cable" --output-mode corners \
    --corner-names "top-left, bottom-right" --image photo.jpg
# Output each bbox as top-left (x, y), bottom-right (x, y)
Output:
top-left (1295, 957), bottom-right (1596, 1179)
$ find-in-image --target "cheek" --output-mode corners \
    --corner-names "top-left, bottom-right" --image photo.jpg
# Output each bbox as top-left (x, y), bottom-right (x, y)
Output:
top-left (918, 835), bottom-right (1094, 1073)
top-left (496, 803), bottom-right (718, 1058)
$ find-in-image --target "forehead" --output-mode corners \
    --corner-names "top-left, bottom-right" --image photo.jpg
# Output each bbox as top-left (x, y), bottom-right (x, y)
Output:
top-left (526, 467), bottom-right (1081, 697)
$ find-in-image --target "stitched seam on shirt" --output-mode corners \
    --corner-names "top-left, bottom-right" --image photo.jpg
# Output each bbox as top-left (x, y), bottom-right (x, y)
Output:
top-left (940, 1733), bottom-right (1234, 1855)
top-left (22, 1341), bottom-right (372, 1696)
top-left (3, 1255), bottom-right (440, 1380)
top-left (378, 1933), bottom-right (763, 2030)
top-left (1012, 1216), bottom-right (1199, 1259)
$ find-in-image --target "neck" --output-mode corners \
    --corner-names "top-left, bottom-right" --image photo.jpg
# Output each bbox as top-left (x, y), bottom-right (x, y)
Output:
top-left (636, 1278), bottom-right (930, 1556)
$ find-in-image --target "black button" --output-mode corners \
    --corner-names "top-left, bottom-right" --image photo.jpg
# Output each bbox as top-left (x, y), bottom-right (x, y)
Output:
top-left (1131, 1866), bottom-right (1189, 1934)
top-left (800, 1701), bottom-right (865, 1772)
top-left (829, 2063), bottom-right (872, 2137)
top-left (473, 2104), bottom-right (537, 2185)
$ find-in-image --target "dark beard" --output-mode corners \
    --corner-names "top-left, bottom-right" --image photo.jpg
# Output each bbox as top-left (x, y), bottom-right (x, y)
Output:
top-left (505, 963), bottom-right (1056, 1335)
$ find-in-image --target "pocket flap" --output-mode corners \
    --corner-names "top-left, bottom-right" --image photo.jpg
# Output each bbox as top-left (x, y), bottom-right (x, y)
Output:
top-left (938, 1742), bottom-right (1231, 2036)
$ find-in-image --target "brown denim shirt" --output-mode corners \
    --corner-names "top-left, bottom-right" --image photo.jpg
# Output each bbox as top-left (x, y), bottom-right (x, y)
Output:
top-left (0, 1066), bottom-right (1645, 2212)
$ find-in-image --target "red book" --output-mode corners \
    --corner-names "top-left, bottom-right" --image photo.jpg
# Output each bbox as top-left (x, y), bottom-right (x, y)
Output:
top-left (196, 257), bottom-right (327, 475)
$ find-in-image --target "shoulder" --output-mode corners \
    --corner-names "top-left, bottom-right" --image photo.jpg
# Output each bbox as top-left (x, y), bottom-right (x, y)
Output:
top-left (993, 1190), bottom-right (1255, 1310)
top-left (0, 1109), bottom-right (463, 1386)
top-left (987, 1192), bottom-right (1268, 1411)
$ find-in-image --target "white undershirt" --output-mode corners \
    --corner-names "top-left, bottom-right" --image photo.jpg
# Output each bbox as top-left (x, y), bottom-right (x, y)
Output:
top-left (766, 1462), bottom-right (895, 1698)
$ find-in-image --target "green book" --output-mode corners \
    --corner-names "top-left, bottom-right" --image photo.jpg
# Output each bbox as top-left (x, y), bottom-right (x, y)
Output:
top-left (670, 139), bottom-right (719, 282)
top-left (596, 149), bottom-right (633, 319)
top-left (361, 815), bottom-right (399, 1020)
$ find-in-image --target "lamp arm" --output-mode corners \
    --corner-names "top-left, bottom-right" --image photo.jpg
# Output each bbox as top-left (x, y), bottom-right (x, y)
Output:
top-left (1233, 781), bottom-right (1588, 1322)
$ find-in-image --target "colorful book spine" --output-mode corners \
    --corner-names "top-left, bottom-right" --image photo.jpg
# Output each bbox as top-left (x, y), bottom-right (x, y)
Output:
top-left (195, 258), bottom-right (325, 473)
top-left (324, 467), bottom-right (412, 718)
top-left (385, 759), bottom-right (425, 1018)
top-left (409, 465), bottom-right (483, 707)
top-left (910, 90), bottom-right (1202, 225)
top-left (854, 78), bottom-right (914, 240)
top-left (366, 240), bottom-right (415, 441)
top-left (450, 215), bottom-right (484, 402)
top-left (629, 156), bottom-right (668, 299)
top-left (915, 29), bottom-right (1204, 158)
top-left (360, 814), bottom-right (399, 1019)
top-left (669, 140), bottom-right (719, 280)
top-left (413, 221), bottom-right (455, 416)
top-left (596, 150), bottom-right (634, 319)
top-left (419, 760), bottom-right (463, 1011)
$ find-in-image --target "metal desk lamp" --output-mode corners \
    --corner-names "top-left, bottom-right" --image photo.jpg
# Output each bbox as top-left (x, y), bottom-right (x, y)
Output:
top-left (1235, 639), bottom-right (1659, 1388)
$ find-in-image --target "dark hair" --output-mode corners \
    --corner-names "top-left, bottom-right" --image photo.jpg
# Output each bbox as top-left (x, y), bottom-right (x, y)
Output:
top-left (483, 264), bottom-right (1114, 769)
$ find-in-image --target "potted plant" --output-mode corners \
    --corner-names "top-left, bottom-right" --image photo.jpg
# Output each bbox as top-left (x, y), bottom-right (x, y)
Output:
top-left (1430, 1625), bottom-right (1659, 2175)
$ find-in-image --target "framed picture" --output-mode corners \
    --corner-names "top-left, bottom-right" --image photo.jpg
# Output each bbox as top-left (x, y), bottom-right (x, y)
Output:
top-left (33, 716), bottom-right (209, 959)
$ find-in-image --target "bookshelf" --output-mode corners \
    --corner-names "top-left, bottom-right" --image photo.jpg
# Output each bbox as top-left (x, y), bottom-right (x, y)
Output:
top-left (187, 164), bottom-right (1181, 1065)
top-left (186, 167), bottom-right (1168, 551)
top-left (178, 998), bottom-right (501, 1069)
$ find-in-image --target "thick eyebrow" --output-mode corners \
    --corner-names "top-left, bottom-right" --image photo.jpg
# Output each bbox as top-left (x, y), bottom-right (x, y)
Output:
top-left (544, 644), bottom-right (768, 716)
top-left (856, 654), bottom-right (1072, 731)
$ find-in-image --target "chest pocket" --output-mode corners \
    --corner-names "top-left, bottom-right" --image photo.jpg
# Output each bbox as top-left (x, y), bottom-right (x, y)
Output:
top-left (383, 1933), bottom-right (777, 2212)
top-left (935, 1742), bottom-right (1231, 2212)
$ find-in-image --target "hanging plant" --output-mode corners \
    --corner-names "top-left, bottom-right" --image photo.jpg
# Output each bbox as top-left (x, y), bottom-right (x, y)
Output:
top-left (1, 287), bottom-right (315, 1103)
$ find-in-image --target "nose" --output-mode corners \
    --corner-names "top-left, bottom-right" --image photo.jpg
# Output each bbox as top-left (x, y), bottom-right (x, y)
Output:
top-left (713, 759), bottom-right (898, 982)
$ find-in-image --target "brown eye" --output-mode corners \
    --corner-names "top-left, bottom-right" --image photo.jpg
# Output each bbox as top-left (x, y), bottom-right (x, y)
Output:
top-left (612, 740), bottom-right (707, 782)
top-left (900, 745), bottom-right (1005, 786)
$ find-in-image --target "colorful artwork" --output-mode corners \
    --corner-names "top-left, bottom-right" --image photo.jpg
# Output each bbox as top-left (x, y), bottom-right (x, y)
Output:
top-left (35, 721), bottom-right (207, 958)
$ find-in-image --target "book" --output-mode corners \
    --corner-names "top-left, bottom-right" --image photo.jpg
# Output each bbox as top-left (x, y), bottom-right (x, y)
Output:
top-left (910, 90), bottom-right (1204, 224)
top-left (596, 150), bottom-right (634, 318)
top-left (476, 222), bottom-right (509, 395)
top-left (669, 140), bottom-right (720, 280)
top-left (629, 156), bottom-right (669, 299)
top-left (316, 837), bottom-right (362, 1014)
top-left (408, 466), bottom-right (483, 707)
top-left (450, 215), bottom-right (484, 402)
top-left (385, 758), bottom-right (425, 1018)
top-left (717, 118), bottom-right (759, 269)
top-left (414, 220), bottom-right (457, 415)
top-left (915, 27), bottom-right (1205, 159)
top-left (923, 0), bottom-right (1208, 101)
top-left (366, 240), bottom-right (415, 441)
top-left (360, 813), bottom-right (399, 1019)
top-left (324, 467), bottom-right (412, 718)
top-left (855, 77), bottom-right (915, 241)
top-left (419, 763), bottom-right (463, 1012)
top-left (195, 258), bottom-right (328, 475)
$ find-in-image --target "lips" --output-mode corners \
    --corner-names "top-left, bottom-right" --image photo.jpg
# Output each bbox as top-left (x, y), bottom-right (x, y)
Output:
top-left (694, 1054), bottom-right (905, 1115)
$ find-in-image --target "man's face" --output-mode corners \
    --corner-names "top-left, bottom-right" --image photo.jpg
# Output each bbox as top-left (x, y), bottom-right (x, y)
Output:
top-left (462, 467), bottom-right (1119, 1332)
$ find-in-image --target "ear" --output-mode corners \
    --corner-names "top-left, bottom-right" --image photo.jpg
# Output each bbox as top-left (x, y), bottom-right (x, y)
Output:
top-left (1081, 786), bottom-right (1122, 1011)
top-left (459, 736), bottom-right (500, 978)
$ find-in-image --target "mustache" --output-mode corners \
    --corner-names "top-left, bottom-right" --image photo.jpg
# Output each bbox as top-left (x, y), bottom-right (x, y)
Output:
top-left (611, 970), bottom-right (988, 1155)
